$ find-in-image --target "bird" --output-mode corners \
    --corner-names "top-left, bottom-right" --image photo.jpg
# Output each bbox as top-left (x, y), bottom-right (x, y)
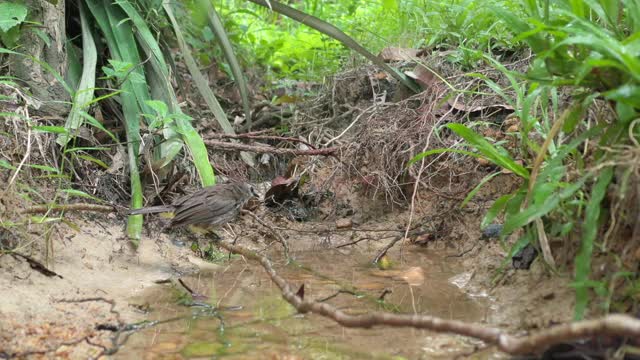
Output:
top-left (128, 181), bottom-right (258, 228)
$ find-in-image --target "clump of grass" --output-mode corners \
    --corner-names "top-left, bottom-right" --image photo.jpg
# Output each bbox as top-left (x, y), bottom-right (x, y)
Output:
top-left (411, 0), bottom-right (640, 318)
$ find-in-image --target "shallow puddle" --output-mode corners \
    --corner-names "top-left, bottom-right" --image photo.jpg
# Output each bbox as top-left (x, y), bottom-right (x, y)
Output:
top-left (118, 246), bottom-right (497, 359)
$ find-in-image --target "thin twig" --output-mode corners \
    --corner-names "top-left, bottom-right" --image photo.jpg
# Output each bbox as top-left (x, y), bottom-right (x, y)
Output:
top-left (8, 119), bottom-right (31, 189)
top-left (204, 140), bottom-right (338, 156)
top-left (206, 133), bottom-right (317, 149)
top-left (241, 210), bottom-right (290, 260)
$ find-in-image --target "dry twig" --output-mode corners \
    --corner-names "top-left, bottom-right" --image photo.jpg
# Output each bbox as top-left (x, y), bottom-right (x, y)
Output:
top-left (204, 140), bottom-right (338, 156)
top-left (21, 203), bottom-right (116, 214)
top-left (241, 210), bottom-right (290, 259)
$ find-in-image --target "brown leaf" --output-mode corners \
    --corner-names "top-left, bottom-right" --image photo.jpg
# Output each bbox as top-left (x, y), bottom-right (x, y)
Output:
top-left (405, 64), bottom-right (439, 91)
top-left (378, 47), bottom-right (420, 62)
top-left (335, 218), bottom-right (352, 229)
top-left (400, 267), bottom-right (425, 286)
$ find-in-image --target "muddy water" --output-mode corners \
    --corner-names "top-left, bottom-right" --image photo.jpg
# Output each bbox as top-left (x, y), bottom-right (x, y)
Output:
top-left (118, 246), bottom-right (497, 359)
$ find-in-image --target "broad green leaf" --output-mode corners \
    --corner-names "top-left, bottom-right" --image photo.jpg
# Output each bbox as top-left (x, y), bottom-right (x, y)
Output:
top-left (85, 0), bottom-right (144, 242)
top-left (145, 100), bottom-right (168, 118)
top-left (58, 2), bottom-right (97, 146)
top-left (503, 174), bottom-right (590, 235)
top-left (604, 83), bottom-right (640, 108)
top-left (447, 123), bottom-right (529, 179)
top-left (0, 2), bottom-right (28, 32)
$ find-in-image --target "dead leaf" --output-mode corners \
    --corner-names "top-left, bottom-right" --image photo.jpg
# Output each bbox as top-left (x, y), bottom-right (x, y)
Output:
top-left (447, 98), bottom-right (514, 114)
top-left (335, 218), bottom-right (352, 229)
top-left (264, 176), bottom-right (299, 206)
top-left (405, 64), bottom-right (439, 91)
top-left (501, 160), bottom-right (524, 174)
top-left (400, 267), bottom-right (425, 286)
top-left (379, 47), bottom-right (420, 62)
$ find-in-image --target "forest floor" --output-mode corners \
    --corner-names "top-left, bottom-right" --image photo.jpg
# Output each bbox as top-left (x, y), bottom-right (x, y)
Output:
top-left (0, 51), bottom-right (606, 359)
top-left (0, 154), bottom-right (575, 359)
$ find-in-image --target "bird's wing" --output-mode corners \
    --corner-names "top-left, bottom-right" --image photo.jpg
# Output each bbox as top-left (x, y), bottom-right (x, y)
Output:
top-left (171, 188), bottom-right (240, 227)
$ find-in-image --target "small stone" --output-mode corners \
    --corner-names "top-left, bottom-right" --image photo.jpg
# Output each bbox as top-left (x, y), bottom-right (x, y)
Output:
top-left (481, 224), bottom-right (503, 240)
top-left (335, 218), bottom-right (352, 229)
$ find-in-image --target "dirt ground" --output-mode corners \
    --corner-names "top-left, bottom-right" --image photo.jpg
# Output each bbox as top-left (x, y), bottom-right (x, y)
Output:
top-left (0, 168), bottom-right (576, 358)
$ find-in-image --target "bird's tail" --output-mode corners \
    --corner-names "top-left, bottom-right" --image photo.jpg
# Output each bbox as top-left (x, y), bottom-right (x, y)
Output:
top-left (128, 205), bottom-right (174, 215)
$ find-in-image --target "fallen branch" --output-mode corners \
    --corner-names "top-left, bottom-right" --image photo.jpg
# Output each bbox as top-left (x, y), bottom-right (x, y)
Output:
top-left (217, 240), bottom-right (640, 356)
top-left (206, 133), bottom-right (317, 149)
top-left (21, 203), bottom-right (116, 214)
top-left (204, 140), bottom-right (338, 156)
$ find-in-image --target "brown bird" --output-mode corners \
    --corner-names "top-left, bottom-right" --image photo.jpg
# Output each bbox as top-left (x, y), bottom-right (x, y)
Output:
top-left (128, 181), bottom-right (257, 228)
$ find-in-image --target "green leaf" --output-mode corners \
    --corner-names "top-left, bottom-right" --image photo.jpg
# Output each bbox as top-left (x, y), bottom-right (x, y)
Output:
top-left (447, 123), bottom-right (529, 179)
top-left (481, 194), bottom-right (513, 229)
top-left (33, 125), bottom-right (69, 134)
top-left (145, 100), bottom-right (168, 118)
top-left (574, 166), bottom-right (614, 320)
top-left (30, 216), bottom-right (62, 224)
top-left (75, 154), bottom-right (109, 169)
top-left (408, 148), bottom-right (483, 167)
top-left (27, 164), bottom-right (60, 173)
top-left (31, 28), bottom-right (52, 47)
top-left (0, 2), bottom-right (28, 32)
top-left (64, 146), bottom-right (110, 153)
top-left (58, 2), bottom-right (97, 147)
top-left (503, 174), bottom-right (589, 236)
top-left (165, 2), bottom-right (248, 173)
top-left (604, 83), bottom-right (640, 108)
top-left (461, 171), bottom-right (501, 208)
top-left (61, 188), bottom-right (103, 202)
top-left (79, 111), bottom-right (117, 141)
top-left (197, 0), bottom-right (252, 128)
top-left (0, 159), bottom-right (15, 170)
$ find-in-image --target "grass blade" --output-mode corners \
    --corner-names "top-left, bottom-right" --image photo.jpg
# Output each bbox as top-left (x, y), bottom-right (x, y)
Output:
top-left (164, 1), bottom-right (255, 167)
top-left (574, 166), bottom-right (614, 320)
top-left (199, 0), bottom-right (252, 129)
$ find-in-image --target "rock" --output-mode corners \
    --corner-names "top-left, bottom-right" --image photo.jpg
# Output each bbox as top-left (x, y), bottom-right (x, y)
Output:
top-left (481, 224), bottom-right (503, 240)
top-left (336, 218), bottom-right (352, 229)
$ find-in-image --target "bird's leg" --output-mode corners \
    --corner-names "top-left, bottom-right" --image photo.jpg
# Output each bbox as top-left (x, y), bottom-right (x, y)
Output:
top-left (223, 224), bottom-right (240, 245)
